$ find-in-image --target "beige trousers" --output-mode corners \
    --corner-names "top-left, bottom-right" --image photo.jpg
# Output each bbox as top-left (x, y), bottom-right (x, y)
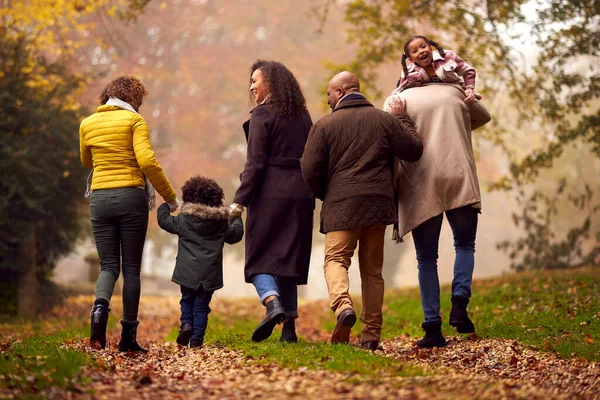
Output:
top-left (323, 224), bottom-right (386, 342)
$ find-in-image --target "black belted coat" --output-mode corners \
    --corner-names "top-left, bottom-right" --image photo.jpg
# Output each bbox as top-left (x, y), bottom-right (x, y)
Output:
top-left (233, 104), bottom-right (314, 284)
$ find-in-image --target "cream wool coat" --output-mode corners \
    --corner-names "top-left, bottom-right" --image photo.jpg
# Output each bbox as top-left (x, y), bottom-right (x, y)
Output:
top-left (383, 83), bottom-right (490, 238)
top-left (79, 105), bottom-right (176, 203)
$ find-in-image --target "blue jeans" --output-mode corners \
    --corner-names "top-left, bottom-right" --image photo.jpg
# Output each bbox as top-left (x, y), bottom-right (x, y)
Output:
top-left (412, 206), bottom-right (478, 324)
top-left (180, 286), bottom-right (214, 343)
top-left (252, 274), bottom-right (298, 318)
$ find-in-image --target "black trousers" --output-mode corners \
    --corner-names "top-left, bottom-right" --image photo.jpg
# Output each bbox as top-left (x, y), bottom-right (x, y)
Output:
top-left (90, 187), bottom-right (148, 321)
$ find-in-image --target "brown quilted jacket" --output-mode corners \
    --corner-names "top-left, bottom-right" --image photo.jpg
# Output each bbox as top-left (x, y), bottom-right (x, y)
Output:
top-left (301, 96), bottom-right (423, 233)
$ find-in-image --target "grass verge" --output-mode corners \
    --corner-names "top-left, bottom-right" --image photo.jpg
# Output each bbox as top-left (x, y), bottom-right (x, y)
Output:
top-left (166, 316), bottom-right (425, 381)
top-left (0, 327), bottom-right (90, 397)
top-left (382, 266), bottom-right (600, 360)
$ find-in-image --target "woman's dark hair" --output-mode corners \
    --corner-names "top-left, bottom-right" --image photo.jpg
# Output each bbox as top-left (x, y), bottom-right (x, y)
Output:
top-left (99, 75), bottom-right (148, 111)
top-left (181, 175), bottom-right (224, 207)
top-left (396, 35), bottom-right (446, 88)
top-left (249, 60), bottom-right (307, 117)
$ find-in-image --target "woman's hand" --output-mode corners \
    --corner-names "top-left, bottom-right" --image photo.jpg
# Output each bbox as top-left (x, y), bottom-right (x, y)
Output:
top-left (388, 96), bottom-right (408, 116)
top-left (229, 203), bottom-right (244, 219)
top-left (464, 88), bottom-right (476, 104)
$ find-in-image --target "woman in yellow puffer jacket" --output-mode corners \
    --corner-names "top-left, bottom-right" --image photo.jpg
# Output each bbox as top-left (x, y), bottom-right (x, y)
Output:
top-left (80, 75), bottom-right (178, 352)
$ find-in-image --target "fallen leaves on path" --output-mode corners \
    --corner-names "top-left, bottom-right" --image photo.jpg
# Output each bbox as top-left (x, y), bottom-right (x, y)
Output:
top-left (2, 295), bottom-right (599, 399)
top-left (385, 335), bottom-right (600, 399)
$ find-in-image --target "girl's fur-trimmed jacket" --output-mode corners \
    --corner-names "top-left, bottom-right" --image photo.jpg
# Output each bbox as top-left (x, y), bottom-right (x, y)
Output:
top-left (399, 50), bottom-right (476, 92)
top-left (157, 202), bottom-right (243, 292)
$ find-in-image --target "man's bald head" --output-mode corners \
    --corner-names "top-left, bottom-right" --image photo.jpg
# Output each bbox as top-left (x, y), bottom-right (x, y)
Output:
top-left (327, 71), bottom-right (361, 110)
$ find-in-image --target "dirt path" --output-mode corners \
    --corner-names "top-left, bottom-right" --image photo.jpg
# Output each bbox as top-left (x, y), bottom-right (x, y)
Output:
top-left (14, 296), bottom-right (600, 399)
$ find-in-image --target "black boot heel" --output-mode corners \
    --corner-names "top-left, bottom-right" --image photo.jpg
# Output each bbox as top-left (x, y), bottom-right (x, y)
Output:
top-left (90, 298), bottom-right (110, 349)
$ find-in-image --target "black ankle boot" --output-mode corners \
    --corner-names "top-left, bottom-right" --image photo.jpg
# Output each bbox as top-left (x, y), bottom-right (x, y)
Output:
top-left (252, 297), bottom-right (285, 342)
top-left (280, 318), bottom-right (298, 343)
top-left (449, 296), bottom-right (475, 333)
top-left (177, 323), bottom-right (193, 346)
top-left (417, 321), bottom-right (446, 348)
top-left (118, 320), bottom-right (149, 352)
top-left (90, 298), bottom-right (110, 349)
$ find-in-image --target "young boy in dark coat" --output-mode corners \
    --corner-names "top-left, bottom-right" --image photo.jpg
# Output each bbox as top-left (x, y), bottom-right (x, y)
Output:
top-left (158, 175), bottom-right (244, 348)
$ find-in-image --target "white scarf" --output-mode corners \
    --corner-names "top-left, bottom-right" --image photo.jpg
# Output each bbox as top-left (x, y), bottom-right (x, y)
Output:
top-left (106, 97), bottom-right (138, 114)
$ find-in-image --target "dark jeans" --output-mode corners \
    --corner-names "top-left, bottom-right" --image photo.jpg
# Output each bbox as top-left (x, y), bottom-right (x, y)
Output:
top-left (412, 205), bottom-right (478, 324)
top-left (180, 286), bottom-right (214, 343)
top-left (90, 187), bottom-right (148, 321)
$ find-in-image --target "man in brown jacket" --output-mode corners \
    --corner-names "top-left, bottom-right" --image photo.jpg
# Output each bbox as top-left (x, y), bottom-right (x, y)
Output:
top-left (300, 71), bottom-right (423, 350)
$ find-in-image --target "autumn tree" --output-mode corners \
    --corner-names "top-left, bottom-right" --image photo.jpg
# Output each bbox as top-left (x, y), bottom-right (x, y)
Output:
top-left (0, 0), bottom-right (151, 315)
top-left (315, 0), bottom-right (599, 270)
top-left (0, 32), bottom-right (87, 316)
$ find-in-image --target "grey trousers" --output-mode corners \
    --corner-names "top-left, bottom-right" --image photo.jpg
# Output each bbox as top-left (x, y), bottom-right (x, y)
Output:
top-left (90, 187), bottom-right (148, 321)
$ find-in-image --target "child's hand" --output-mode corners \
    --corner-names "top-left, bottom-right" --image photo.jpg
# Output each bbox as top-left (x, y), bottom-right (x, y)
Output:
top-left (464, 88), bottom-right (476, 104)
top-left (168, 198), bottom-right (180, 212)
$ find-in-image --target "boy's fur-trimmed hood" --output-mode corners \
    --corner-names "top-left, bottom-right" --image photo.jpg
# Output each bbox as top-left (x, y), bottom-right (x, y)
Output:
top-left (180, 202), bottom-right (229, 220)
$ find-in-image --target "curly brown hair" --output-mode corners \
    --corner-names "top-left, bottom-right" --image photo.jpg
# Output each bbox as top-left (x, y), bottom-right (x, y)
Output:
top-left (99, 75), bottom-right (148, 112)
top-left (249, 60), bottom-right (307, 117)
top-left (181, 175), bottom-right (224, 207)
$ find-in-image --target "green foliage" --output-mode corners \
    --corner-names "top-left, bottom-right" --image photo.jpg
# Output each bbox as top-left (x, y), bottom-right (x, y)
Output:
top-left (0, 328), bottom-right (90, 396)
top-left (0, 31), bottom-right (87, 275)
top-left (497, 179), bottom-right (600, 271)
top-left (317, 0), bottom-right (600, 271)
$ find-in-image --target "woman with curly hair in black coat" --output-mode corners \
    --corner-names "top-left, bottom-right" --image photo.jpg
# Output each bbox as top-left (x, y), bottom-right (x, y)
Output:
top-left (230, 60), bottom-right (314, 342)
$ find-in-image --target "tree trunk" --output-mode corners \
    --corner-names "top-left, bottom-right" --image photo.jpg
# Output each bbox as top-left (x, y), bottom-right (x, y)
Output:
top-left (17, 225), bottom-right (38, 318)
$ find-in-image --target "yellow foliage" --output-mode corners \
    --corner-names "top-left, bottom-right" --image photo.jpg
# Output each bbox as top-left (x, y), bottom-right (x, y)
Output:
top-left (0, 0), bottom-right (137, 56)
top-left (0, 0), bottom-right (141, 108)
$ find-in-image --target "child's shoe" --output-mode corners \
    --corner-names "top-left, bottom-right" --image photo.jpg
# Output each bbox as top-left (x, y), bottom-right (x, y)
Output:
top-left (189, 340), bottom-right (203, 349)
top-left (177, 323), bottom-right (193, 346)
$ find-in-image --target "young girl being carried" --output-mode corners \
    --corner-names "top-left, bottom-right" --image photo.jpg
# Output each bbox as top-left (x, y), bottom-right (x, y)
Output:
top-left (396, 35), bottom-right (483, 103)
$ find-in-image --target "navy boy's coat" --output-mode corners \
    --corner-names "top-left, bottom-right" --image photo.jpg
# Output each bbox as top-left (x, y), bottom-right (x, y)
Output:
top-left (157, 202), bottom-right (243, 291)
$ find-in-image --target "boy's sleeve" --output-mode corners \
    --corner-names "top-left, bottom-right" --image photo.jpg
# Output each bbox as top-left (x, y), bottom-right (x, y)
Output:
top-left (157, 202), bottom-right (180, 234)
top-left (224, 217), bottom-right (244, 244)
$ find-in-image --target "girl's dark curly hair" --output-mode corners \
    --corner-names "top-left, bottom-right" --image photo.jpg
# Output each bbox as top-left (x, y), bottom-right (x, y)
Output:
top-left (181, 175), bottom-right (224, 207)
top-left (249, 60), bottom-right (307, 117)
top-left (396, 35), bottom-right (446, 88)
top-left (99, 75), bottom-right (148, 112)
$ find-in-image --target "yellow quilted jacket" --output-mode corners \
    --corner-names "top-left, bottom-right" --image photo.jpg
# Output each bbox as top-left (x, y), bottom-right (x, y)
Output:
top-left (79, 105), bottom-right (176, 203)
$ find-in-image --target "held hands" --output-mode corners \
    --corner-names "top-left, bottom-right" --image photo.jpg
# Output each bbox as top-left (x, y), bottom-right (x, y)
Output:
top-left (229, 203), bottom-right (244, 219)
top-left (388, 97), bottom-right (408, 116)
top-left (168, 198), bottom-right (180, 212)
